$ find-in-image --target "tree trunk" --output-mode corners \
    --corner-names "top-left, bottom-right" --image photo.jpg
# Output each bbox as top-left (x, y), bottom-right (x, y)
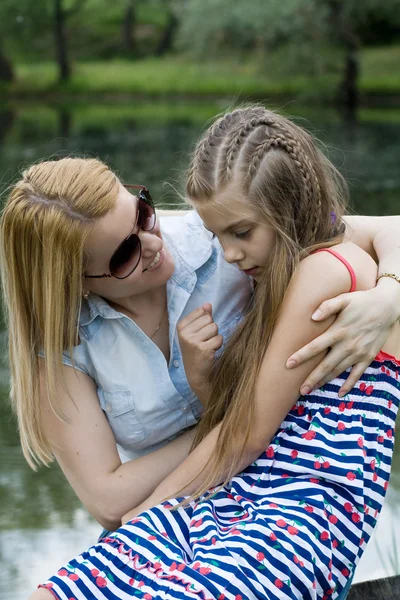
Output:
top-left (0, 46), bottom-right (14, 83)
top-left (325, 0), bottom-right (359, 118)
top-left (122, 0), bottom-right (137, 54)
top-left (156, 7), bottom-right (178, 56)
top-left (340, 43), bottom-right (359, 119)
top-left (54, 0), bottom-right (70, 82)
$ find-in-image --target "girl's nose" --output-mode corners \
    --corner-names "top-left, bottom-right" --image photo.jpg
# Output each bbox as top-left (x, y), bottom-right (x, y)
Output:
top-left (223, 245), bottom-right (244, 264)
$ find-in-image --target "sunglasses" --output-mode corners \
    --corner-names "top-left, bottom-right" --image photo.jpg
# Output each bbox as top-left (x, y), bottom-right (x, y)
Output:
top-left (84, 185), bottom-right (156, 280)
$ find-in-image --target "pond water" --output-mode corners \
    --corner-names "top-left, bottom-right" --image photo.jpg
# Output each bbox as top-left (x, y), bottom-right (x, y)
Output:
top-left (0, 101), bottom-right (400, 598)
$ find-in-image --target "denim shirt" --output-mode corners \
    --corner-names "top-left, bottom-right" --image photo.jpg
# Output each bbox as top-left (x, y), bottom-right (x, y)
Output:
top-left (60, 212), bottom-right (253, 463)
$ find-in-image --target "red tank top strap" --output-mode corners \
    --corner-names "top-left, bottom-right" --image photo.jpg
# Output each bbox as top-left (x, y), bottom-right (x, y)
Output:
top-left (313, 248), bottom-right (357, 292)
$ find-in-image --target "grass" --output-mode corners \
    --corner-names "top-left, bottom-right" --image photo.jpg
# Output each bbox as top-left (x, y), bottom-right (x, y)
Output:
top-left (361, 45), bottom-right (400, 94)
top-left (10, 58), bottom-right (312, 98)
top-left (3, 45), bottom-right (400, 102)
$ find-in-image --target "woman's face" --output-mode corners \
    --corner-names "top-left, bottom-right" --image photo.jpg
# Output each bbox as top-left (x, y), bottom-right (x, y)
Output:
top-left (83, 184), bottom-right (175, 300)
top-left (195, 186), bottom-right (276, 282)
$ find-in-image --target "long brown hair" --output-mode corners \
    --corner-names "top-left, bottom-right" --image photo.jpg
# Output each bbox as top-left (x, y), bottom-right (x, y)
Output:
top-left (177, 106), bottom-right (348, 505)
top-left (0, 157), bottom-right (120, 468)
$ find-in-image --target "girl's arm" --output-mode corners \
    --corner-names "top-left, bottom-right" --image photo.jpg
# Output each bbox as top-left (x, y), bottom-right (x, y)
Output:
top-left (122, 245), bottom-right (368, 519)
top-left (288, 215), bottom-right (400, 395)
top-left (40, 362), bottom-right (196, 531)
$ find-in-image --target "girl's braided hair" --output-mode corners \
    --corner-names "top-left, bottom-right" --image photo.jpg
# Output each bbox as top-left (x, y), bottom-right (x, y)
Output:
top-left (186, 105), bottom-right (346, 248)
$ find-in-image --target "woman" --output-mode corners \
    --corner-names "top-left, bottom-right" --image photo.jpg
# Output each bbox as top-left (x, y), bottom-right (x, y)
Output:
top-left (1, 156), bottom-right (400, 539)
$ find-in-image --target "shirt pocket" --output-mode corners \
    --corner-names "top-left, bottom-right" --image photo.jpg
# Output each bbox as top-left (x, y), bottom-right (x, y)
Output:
top-left (97, 387), bottom-right (148, 446)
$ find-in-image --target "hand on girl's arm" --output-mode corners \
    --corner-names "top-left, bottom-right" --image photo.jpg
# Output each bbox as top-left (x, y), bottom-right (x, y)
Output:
top-left (122, 249), bottom-right (355, 524)
top-left (288, 216), bottom-right (400, 395)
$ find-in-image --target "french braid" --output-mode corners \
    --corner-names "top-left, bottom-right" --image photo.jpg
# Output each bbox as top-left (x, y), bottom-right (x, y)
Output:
top-left (186, 111), bottom-right (239, 198)
top-left (244, 128), bottom-right (322, 238)
top-left (187, 107), bottom-right (276, 197)
top-left (218, 114), bottom-right (277, 185)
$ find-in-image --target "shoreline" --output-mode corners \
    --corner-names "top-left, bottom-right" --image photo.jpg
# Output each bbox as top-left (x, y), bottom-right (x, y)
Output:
top-left (2, 91), bottom-right (400, 109)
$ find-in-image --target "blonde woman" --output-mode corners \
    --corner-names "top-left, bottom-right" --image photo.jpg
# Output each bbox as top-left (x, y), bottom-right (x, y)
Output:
top-left (1, 156), bottom-right (400, 542)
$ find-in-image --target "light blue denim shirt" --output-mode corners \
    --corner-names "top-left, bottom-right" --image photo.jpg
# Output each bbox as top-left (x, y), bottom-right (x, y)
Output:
top-left (60, 212), bottom-right (253, 463)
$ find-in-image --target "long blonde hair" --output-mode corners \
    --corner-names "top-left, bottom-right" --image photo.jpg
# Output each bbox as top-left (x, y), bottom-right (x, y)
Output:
top-left (0, 157), bottom-right (120, 468)
top-left (179, 106), bottom-right (348, 505)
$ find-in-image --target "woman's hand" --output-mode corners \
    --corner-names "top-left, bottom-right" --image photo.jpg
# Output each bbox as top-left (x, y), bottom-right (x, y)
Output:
top-left (286, 285), bottom-right (400, 397)
top-left (177, 303), bottom-right (223, 406)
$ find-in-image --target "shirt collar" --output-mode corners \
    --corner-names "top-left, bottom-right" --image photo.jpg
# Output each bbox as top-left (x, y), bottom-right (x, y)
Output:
top-left (80, 294), bottom-right (120, 326)
top-left (163, 222), bottom-right (213, 292)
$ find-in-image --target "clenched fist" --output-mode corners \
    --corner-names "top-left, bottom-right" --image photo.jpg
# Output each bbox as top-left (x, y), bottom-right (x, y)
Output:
top-left (177, 303), bottom-right (223, 406)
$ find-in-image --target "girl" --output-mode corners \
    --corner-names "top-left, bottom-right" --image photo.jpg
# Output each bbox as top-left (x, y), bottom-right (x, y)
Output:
top-left (31, 107), bottom-right (400, 599)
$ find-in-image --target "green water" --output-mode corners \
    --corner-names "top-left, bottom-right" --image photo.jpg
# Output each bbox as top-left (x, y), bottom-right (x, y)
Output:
top-left (1, 102), bottom-right (400, 597)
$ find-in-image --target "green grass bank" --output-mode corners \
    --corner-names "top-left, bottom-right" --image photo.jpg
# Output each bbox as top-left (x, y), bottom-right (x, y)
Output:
top-left (3, 45), bottom-right (400, 104)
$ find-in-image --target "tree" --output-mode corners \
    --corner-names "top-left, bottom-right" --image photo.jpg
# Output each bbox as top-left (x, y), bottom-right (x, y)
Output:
top-left (155, 0), bottom-right (179, 56)
top-left (0, 1), bottom-right (37, 83)
top-left (121, 0), bottom-right (137, 55)
top-left (0, 44), bottom-right (14, 82)
top-left (53, 0), bottom-right (87, 82)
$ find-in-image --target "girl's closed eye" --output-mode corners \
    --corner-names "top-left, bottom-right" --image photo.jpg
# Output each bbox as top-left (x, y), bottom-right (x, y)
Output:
top-left (235, 229), bottom-right (252, 240)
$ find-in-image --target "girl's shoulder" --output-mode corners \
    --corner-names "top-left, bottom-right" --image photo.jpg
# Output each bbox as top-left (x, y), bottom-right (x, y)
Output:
top-left (300, 241), bottom-right (377, 293)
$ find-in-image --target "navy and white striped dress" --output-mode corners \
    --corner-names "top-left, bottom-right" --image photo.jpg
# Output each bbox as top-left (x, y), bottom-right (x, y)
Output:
top-left (39, 350), bottom-right (399, 600)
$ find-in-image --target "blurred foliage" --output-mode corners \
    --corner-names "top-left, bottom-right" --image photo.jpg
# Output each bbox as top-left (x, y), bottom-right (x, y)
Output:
top-left (2, 0), bottom-right (399, 65)
top-left (176, 0), bottom-right (400, 109)
top-left (1, 0), bottom-right (179, 62)
top-left (0, 0), bottom-right (399, 105)
top-left (178, 0), bottom-right (400, 60)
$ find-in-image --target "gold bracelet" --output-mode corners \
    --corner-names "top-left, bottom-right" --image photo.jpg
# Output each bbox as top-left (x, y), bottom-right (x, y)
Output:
top-left (377, 272), bottom-right (400, 285)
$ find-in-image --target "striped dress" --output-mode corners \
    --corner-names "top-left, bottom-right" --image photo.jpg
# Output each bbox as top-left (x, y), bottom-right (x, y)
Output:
top-left (39, 251), bottom-right (400, 599)
top-left (39, 352), bottom-right (399, 600)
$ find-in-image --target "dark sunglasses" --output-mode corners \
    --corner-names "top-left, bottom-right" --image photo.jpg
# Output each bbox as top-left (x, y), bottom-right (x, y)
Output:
top-left (84, 185), bottom-right (156, 280)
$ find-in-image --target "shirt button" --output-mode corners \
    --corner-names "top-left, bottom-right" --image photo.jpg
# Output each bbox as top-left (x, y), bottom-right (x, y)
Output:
top-left (106, 403), bottom-right (112, 413)
top-left (182, 405), bottom-right (187, 412)
top-left (173, 360), bottom-right (180, 368)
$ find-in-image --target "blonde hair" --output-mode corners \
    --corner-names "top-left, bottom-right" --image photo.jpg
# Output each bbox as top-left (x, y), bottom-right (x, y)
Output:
top-left (177, 106), bottom-right (348, 506)
top-left (0, 157), bottom-right (120, 468)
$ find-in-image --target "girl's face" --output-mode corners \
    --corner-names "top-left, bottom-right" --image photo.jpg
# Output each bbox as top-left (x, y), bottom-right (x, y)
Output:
top-left (83, 184), bottom-right (175, 300)
top-left (195, 186), bottom-right (276, 282)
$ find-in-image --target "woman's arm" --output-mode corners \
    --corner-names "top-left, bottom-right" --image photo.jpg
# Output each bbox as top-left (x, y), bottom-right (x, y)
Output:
top-left (287, 215), bottom-right (400, 395)
top-left (123, 246), bottom-right (366, 520)
top-left (40, 362), bottom-right (196, 531)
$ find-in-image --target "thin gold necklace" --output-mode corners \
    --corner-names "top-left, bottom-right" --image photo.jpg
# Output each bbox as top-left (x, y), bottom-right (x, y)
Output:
top-left (150, 304), bottom-right (168, 339)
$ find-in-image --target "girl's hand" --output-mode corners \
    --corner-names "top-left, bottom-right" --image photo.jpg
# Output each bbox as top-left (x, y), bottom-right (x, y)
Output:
top-left (177, 303), bottom-right (223, 405)
top-left (286, 286), bottom-right (399, 397)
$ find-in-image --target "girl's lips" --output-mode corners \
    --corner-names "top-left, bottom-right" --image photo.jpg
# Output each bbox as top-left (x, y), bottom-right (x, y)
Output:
top-left (143, 248), bottom-right (165, 272)
top-left (242, 266), bottom-right (260, 276)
